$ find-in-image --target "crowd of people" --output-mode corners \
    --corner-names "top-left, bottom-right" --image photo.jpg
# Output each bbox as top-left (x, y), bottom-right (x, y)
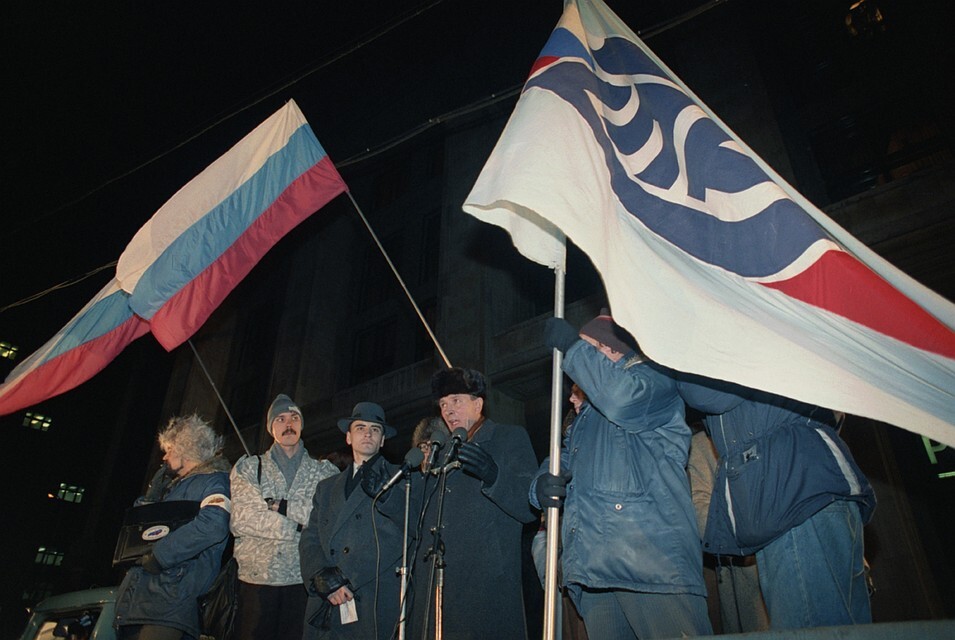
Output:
top-left (111, 312), bottom-right (876, 640)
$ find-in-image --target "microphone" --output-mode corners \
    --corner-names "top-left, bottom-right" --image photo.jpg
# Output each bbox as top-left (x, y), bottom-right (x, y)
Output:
top-left (424, 428), bottom-right (449, 472)
top-left (442, 427), bottom-right (469, 465)
top-left (380, 447), bottom-right (426, 493)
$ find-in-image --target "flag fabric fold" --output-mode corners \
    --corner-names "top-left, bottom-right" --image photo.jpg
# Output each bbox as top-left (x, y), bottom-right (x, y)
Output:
top-left (0, 280), bottom-right (150, 415)
top-left (463, 0), bottom-right (955, 446)
top-left (2, 100), bottom-right (345, 415)
top-left (117, 99), bottom-right (347, 350)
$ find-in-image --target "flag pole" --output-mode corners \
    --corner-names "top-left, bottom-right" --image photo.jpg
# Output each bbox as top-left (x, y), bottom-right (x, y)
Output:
top-left (543, 263), bottom-right (566, 640)
top-left (345, 192), bottom-right (452, 368)
top-left (188, 339), bottom-right (253, 457)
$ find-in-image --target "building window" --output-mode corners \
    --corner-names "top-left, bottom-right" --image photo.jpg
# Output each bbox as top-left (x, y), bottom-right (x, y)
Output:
top-left (55, 483), bottom-right (85, 504)
top-left (0, 341), bottom-right (18, 361)
top-left (35, 547), bottom-right (64, 566)
top-left (24, 412), bottom-right (52, 432)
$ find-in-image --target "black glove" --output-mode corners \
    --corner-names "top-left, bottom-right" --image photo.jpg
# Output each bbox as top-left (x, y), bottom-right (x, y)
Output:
top-left (276, 499), bottom-right (288, 516)
top-left (139, 552), bottom-right (162, 575)
top-left (544, 317), bottom-right (579, 353)
top-left (535, 472), bottom-right (567, 510)
top-left (309, 566), bottom-right (350, 599)
top-left (458, 442), bottom-right (499, 486)
top-left (143, 465), bottom-right (171, 503)
top-left (360, 459), bottom-right (387, 499)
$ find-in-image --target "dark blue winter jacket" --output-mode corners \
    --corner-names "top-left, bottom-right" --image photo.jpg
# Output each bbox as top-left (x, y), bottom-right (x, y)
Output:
top-left (114, 457), bottom-right (232, 638)
top-left (676, 375), bottom-right (876, 556)
top-left (531, 341), bottom-right (706, 600)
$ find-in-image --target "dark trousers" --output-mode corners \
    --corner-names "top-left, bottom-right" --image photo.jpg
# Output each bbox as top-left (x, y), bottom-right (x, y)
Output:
top-left (117, 626), bottom-right (183, 640)
top-left (235, 580), bottom-right (307, 640)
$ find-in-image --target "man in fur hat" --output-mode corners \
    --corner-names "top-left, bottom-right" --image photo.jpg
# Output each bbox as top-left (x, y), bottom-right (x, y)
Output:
top-left (300, 402), bottom-right (404, 640)
top-left (230, 394), bottom-right (339, 640)
top-left (389, 367), bottom-right (538, 640)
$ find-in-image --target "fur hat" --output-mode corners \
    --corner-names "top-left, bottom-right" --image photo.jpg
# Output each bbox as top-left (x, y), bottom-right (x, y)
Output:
top-left (337, 402), bottom-right (396, 437)
top-left (431, 367), bottom-right (487, 400)
top-left (267, 394), bottom-right (303, 432)
top-left (579, 310), bottom-right (637, 355)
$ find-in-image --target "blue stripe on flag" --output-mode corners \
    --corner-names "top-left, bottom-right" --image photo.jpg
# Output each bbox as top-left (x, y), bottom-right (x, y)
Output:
top-left (130, 125), bottom-right (325, 318)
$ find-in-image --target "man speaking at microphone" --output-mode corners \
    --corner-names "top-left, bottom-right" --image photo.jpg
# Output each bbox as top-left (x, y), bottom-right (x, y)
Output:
top-left (300, 402), bottom-right (404, 640)
top-left (402, 367), bottom-right (538, 640)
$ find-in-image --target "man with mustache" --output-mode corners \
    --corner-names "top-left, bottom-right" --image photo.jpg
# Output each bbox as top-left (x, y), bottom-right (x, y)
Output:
top-left (230, 394), bottom-right (340, 639)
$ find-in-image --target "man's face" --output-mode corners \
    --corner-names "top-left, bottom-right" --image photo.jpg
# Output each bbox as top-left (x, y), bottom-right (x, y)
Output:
top-left (346, 421), bottom-right (385, 461)
top-left (271, 411), bottom-right (303, 448)
top-left (569, 385), bottom-right (586, 414)
top-left (438, 393), bottom-right (484, 431)
top-left (580, 333), bottom-right (625, 363)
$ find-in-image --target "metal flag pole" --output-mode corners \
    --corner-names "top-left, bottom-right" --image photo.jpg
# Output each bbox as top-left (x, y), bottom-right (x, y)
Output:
top-left (543, 264), bottom-right (566, 640)
top-left (188, 338), bottom-right (252, 457)
top-left (346, 191), bottom-right (452, 368)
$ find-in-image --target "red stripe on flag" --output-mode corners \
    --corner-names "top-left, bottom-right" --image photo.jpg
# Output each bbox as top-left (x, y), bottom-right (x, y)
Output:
top-left (0, 316), bottom-right (149, 415)
top-left (762, 250), bottom-right (955, 358)
top-left (529, 55), bottom-right (560, 77)
top-left (148, 157), bottom-right (346, 350)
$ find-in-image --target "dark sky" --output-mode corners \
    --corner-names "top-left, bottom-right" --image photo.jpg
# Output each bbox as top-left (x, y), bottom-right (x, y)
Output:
top-left (3, 0), bottom-right (697, 344)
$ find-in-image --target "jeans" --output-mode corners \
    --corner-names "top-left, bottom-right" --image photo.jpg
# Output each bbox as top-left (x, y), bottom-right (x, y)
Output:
top-left (756, 499), bottom-right (871, 628)
top-left (575, 589), bottom-right (711, 639)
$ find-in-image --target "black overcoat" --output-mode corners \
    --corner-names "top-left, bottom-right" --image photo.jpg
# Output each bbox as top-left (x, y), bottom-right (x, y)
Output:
top-left (300, 458), bottom-right (403, 640)
top-left (406, 418), bottom-right (538, 640)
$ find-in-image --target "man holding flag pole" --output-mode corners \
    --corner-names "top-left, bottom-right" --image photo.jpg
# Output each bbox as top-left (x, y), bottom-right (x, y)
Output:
top-left (462, 0), bottom-right (955, 636)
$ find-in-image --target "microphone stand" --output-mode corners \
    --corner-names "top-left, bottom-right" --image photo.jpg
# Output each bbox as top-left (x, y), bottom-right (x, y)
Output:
top-left (423, 461), bottom-right (458, 640)
top-left (397, 472), bottom-right (413, 640)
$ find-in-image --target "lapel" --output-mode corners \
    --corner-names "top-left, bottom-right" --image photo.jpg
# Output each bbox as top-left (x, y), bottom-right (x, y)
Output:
top-left (328, 464), bottom-right (365, 538)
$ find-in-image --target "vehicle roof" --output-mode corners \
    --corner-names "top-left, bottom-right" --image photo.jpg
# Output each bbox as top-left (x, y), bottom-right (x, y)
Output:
top-left (33, 587), bottom-right (117, 612)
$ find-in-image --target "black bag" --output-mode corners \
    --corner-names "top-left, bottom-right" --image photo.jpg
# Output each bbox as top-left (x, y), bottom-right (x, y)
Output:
top-left (112, 500), bottom-right (200, 566)
top-left (198, 556), bottom-right (239, 640)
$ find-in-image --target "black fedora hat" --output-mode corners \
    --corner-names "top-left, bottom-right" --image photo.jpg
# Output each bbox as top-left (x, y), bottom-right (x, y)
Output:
top-left (337, 402), bottom-right (396, 437)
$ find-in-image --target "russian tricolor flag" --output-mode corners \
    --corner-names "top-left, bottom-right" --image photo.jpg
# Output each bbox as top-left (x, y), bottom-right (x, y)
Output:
top-left (117, 99), bottom-right (347, 350)
top-left (0, 100), bottom-right (346, 415)
top-left (0, 281), bottom-right (150, 415)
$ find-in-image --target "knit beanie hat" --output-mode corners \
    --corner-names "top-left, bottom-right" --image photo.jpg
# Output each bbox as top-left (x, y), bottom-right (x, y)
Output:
top-left (267, 394), bottom-right (303, 433)
top-left (579, 310), bottom-right (637, 355)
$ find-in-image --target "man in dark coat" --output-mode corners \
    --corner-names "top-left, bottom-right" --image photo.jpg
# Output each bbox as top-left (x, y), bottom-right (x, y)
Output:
top-left (403, 367), bottom-right (539, 640)
top-left (300, 402), bottom-right (403, 640)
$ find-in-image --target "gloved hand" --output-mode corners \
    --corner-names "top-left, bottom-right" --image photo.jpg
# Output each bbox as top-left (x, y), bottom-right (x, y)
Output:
top-left (458, 442), bottom-right (499, 486)
top-left (139, 552), bottom-right (163, 574)
top-left (544, 317), bottom-right (579, 353)
top-left (535, 472), bottom-right (567, 509)
top-left (143, 464), bottom-right (171, 503)
top-left (309, 566), bottom-right (351, 598)
top-left (360, 459), bottom-right (387, 499)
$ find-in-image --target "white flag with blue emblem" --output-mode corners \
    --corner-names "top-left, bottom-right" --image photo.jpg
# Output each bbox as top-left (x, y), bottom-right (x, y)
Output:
top-left (463, 0), bottom-right (955, 445)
